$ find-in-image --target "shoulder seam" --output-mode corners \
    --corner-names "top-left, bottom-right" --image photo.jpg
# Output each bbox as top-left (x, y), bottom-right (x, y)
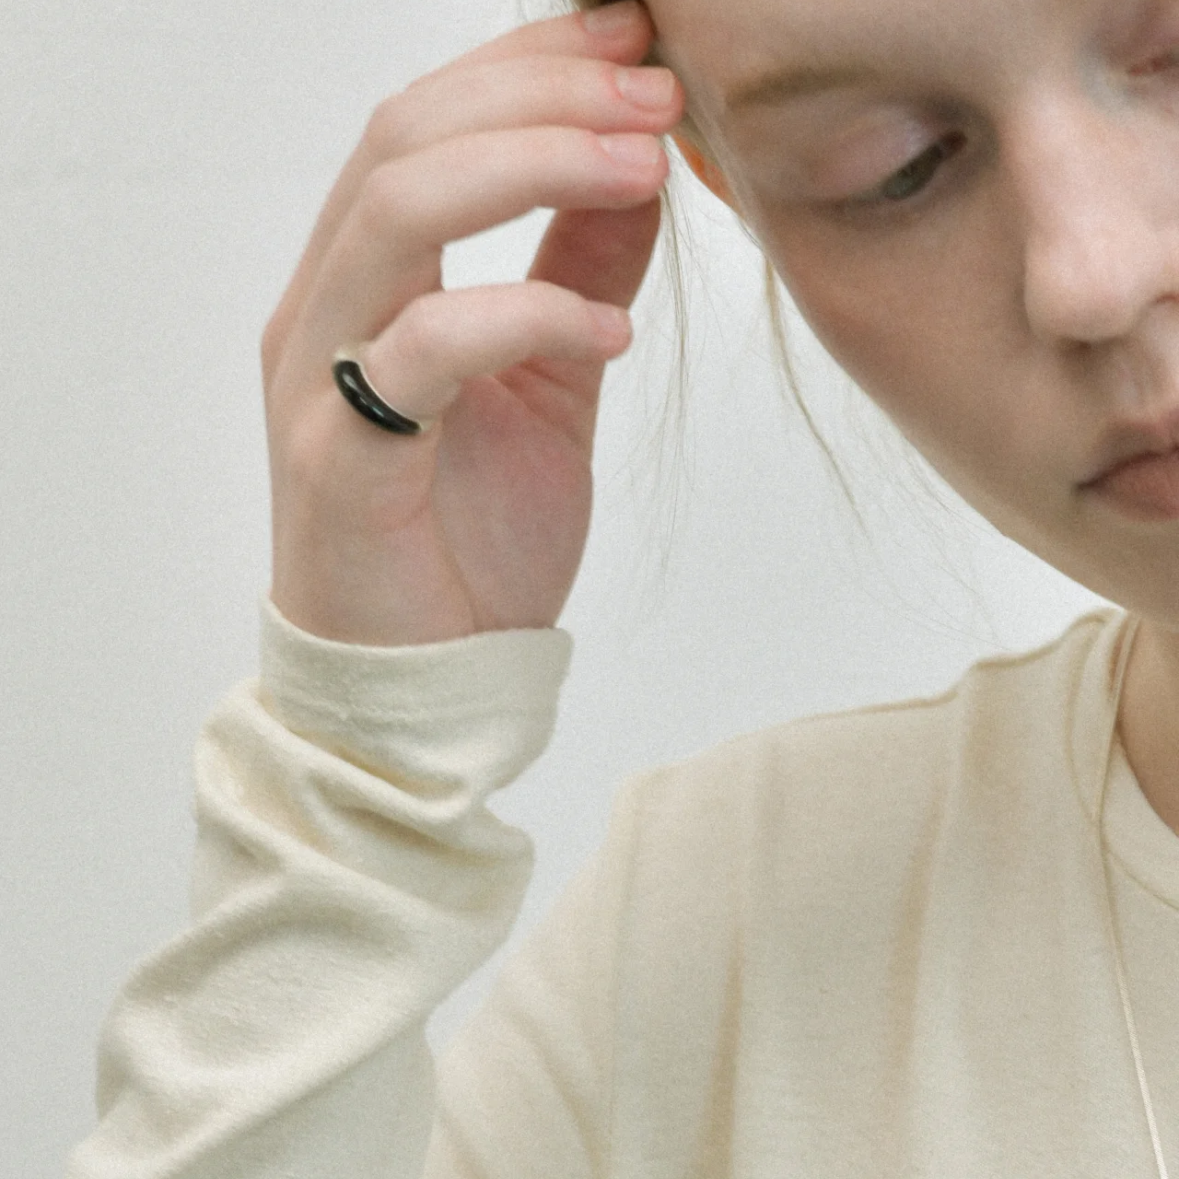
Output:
top-left (682, 608), bottom-right (1119, 757)
top-left (788, 608), bottom-right (1117, 729)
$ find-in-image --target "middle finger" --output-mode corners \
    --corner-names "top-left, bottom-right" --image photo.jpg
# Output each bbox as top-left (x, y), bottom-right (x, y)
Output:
top-left (296, 124), bottom-right (670, 362)
top-left (273, 5), bottom-right (664, 360)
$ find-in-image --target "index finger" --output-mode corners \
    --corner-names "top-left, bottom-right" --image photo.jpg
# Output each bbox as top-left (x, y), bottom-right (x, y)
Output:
top-left (264, 2), bottom-right (657, 383)
top-left (460, 1), bottom-right (656, 71)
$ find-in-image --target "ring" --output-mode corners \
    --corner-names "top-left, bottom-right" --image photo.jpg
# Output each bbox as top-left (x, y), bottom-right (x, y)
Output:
top-left (332, 346), bottom-right (428, 436)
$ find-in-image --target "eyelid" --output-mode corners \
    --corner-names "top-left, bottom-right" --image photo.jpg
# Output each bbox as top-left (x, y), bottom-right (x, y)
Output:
top-left (813, 131), bottom-right (970, 230)
top-left (808, 112), bottom-right (942, 198)
top-left (859, 131), bottom-right (966, 206)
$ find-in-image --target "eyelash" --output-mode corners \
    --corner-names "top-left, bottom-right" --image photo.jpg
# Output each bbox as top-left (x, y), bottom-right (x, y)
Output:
top-left (827, 37), bottom-right (1179, 221)
top-left (850, 130), bottom-right (968, 212)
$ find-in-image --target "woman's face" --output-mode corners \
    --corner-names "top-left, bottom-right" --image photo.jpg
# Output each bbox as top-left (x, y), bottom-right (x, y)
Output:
top-left (650, 0), bottom-right (1179, 624)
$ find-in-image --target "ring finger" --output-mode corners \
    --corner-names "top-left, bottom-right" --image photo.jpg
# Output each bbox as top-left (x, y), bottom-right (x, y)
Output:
top-left (347, 281), bottom-right (633, 430)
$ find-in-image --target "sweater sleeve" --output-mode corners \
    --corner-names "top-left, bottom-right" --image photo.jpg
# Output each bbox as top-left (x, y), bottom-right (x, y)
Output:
top-left (66, 598), bottom-right (572, 1179)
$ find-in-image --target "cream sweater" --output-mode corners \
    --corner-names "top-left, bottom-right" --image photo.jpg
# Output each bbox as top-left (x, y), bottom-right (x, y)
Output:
top-left (68, 604), bottom-right (1179, 1178)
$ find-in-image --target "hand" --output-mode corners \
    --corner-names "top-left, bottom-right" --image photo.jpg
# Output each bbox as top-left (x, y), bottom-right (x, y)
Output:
top-left (263, 1), bottom-right (684, 646)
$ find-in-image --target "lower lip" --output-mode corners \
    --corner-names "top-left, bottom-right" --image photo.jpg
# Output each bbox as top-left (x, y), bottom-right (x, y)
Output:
top-left (1085, 449), bottom-right (1179, 521)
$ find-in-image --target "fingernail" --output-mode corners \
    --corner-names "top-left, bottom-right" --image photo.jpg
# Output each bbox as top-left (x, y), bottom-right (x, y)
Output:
top-left (616, 67), bottom-right (676, 110)
top-left (600, 133), bottom-right (664, 168)
top-left (583, 1), bottom-right (640, 37)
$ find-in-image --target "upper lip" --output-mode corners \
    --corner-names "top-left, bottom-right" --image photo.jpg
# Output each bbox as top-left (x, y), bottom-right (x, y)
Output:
top-left (1081, 404), bottom-right (1179, 486)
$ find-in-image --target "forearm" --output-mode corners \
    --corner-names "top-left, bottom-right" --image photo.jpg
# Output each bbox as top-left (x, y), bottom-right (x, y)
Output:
top-left (68, 600), bottom-right (571, 1179)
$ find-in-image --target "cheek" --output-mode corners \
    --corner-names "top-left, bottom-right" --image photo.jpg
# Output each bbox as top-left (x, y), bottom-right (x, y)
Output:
top-left (761, 214), bottom-right (1031, 486)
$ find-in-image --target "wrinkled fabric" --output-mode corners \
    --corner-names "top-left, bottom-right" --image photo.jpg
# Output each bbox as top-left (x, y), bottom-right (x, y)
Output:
top-left (70, 603), bottom-right (1179, 1178)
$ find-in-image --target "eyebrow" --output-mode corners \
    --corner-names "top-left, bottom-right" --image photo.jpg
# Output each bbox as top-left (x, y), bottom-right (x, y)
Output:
top-left (724, 64), bottom-right (883, 111)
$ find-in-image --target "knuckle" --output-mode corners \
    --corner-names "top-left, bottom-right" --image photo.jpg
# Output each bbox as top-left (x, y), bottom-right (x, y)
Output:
top-left (596, 57), bottom-right (623, 96)
top-left (393, 295), bottom-right (443, 367)
top-left (356, 160), bottom-right (412, 232)
top-left (525, 126), bottom-right (592, 177)
top-left (362, 93), bottom-right (413, 159)
top-left (573, 125), bottom-right (602, 156)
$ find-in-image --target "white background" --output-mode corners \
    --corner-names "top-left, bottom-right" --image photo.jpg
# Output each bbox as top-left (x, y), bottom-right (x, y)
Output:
top-left (1, 0), bottom-right (1103, 1173)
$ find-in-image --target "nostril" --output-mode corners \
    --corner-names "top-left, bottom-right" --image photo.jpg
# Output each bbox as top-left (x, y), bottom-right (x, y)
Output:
top-left (1130, 50), bottom-right (1179, 78)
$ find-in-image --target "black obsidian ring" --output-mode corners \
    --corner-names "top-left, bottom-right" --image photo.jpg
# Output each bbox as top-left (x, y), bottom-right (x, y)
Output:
top-left (332, 347), bottom-right (427, 436)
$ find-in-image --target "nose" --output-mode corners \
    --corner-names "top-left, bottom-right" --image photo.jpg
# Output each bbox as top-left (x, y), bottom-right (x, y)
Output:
top-left (1017, 94), bottom-right (1179, 347)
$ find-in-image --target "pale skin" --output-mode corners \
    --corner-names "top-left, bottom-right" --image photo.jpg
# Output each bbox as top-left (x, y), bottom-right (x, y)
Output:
top-left (265, 0), bottom-right (1179, 834)
top-left (264, 4), bottom-right (680, 649)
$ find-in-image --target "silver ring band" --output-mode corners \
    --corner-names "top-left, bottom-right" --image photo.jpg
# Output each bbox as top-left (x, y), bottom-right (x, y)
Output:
top-left (332, 346), bottom-right (428, 436)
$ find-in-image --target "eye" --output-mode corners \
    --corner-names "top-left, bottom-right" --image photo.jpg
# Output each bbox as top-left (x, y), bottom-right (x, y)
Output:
top-left (868, 131), bottom-right (967, 204)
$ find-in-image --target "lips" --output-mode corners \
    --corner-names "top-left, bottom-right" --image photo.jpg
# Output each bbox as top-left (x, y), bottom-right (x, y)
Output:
top-left (1082, 406), bottom-right (1179, 521)
top-left (1084, 448), bottom-right (1179, 520)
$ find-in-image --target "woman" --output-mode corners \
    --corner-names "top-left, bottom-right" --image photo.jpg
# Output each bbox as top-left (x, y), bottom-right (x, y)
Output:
top-left (69, 0), bottom-right (1179, 1174)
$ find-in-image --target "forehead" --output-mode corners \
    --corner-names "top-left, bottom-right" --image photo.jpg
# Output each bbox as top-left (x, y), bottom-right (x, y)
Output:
top-left (645, 0), bottom-right (1092, 116)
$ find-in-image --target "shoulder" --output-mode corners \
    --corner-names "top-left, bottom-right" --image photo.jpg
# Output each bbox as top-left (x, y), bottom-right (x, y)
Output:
top-left (576, 610), bottom-right (1126, 1077)
top-left (614, 608), bottom-right (1122, 875)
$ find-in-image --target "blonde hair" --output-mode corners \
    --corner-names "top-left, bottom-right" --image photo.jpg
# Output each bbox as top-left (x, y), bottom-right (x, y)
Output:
top-left (538, 0), bottom-right (863, 519)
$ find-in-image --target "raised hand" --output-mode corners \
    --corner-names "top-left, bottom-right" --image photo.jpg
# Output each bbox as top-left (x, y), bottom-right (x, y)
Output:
top-left (263, 1), bottom-right (683, 646)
